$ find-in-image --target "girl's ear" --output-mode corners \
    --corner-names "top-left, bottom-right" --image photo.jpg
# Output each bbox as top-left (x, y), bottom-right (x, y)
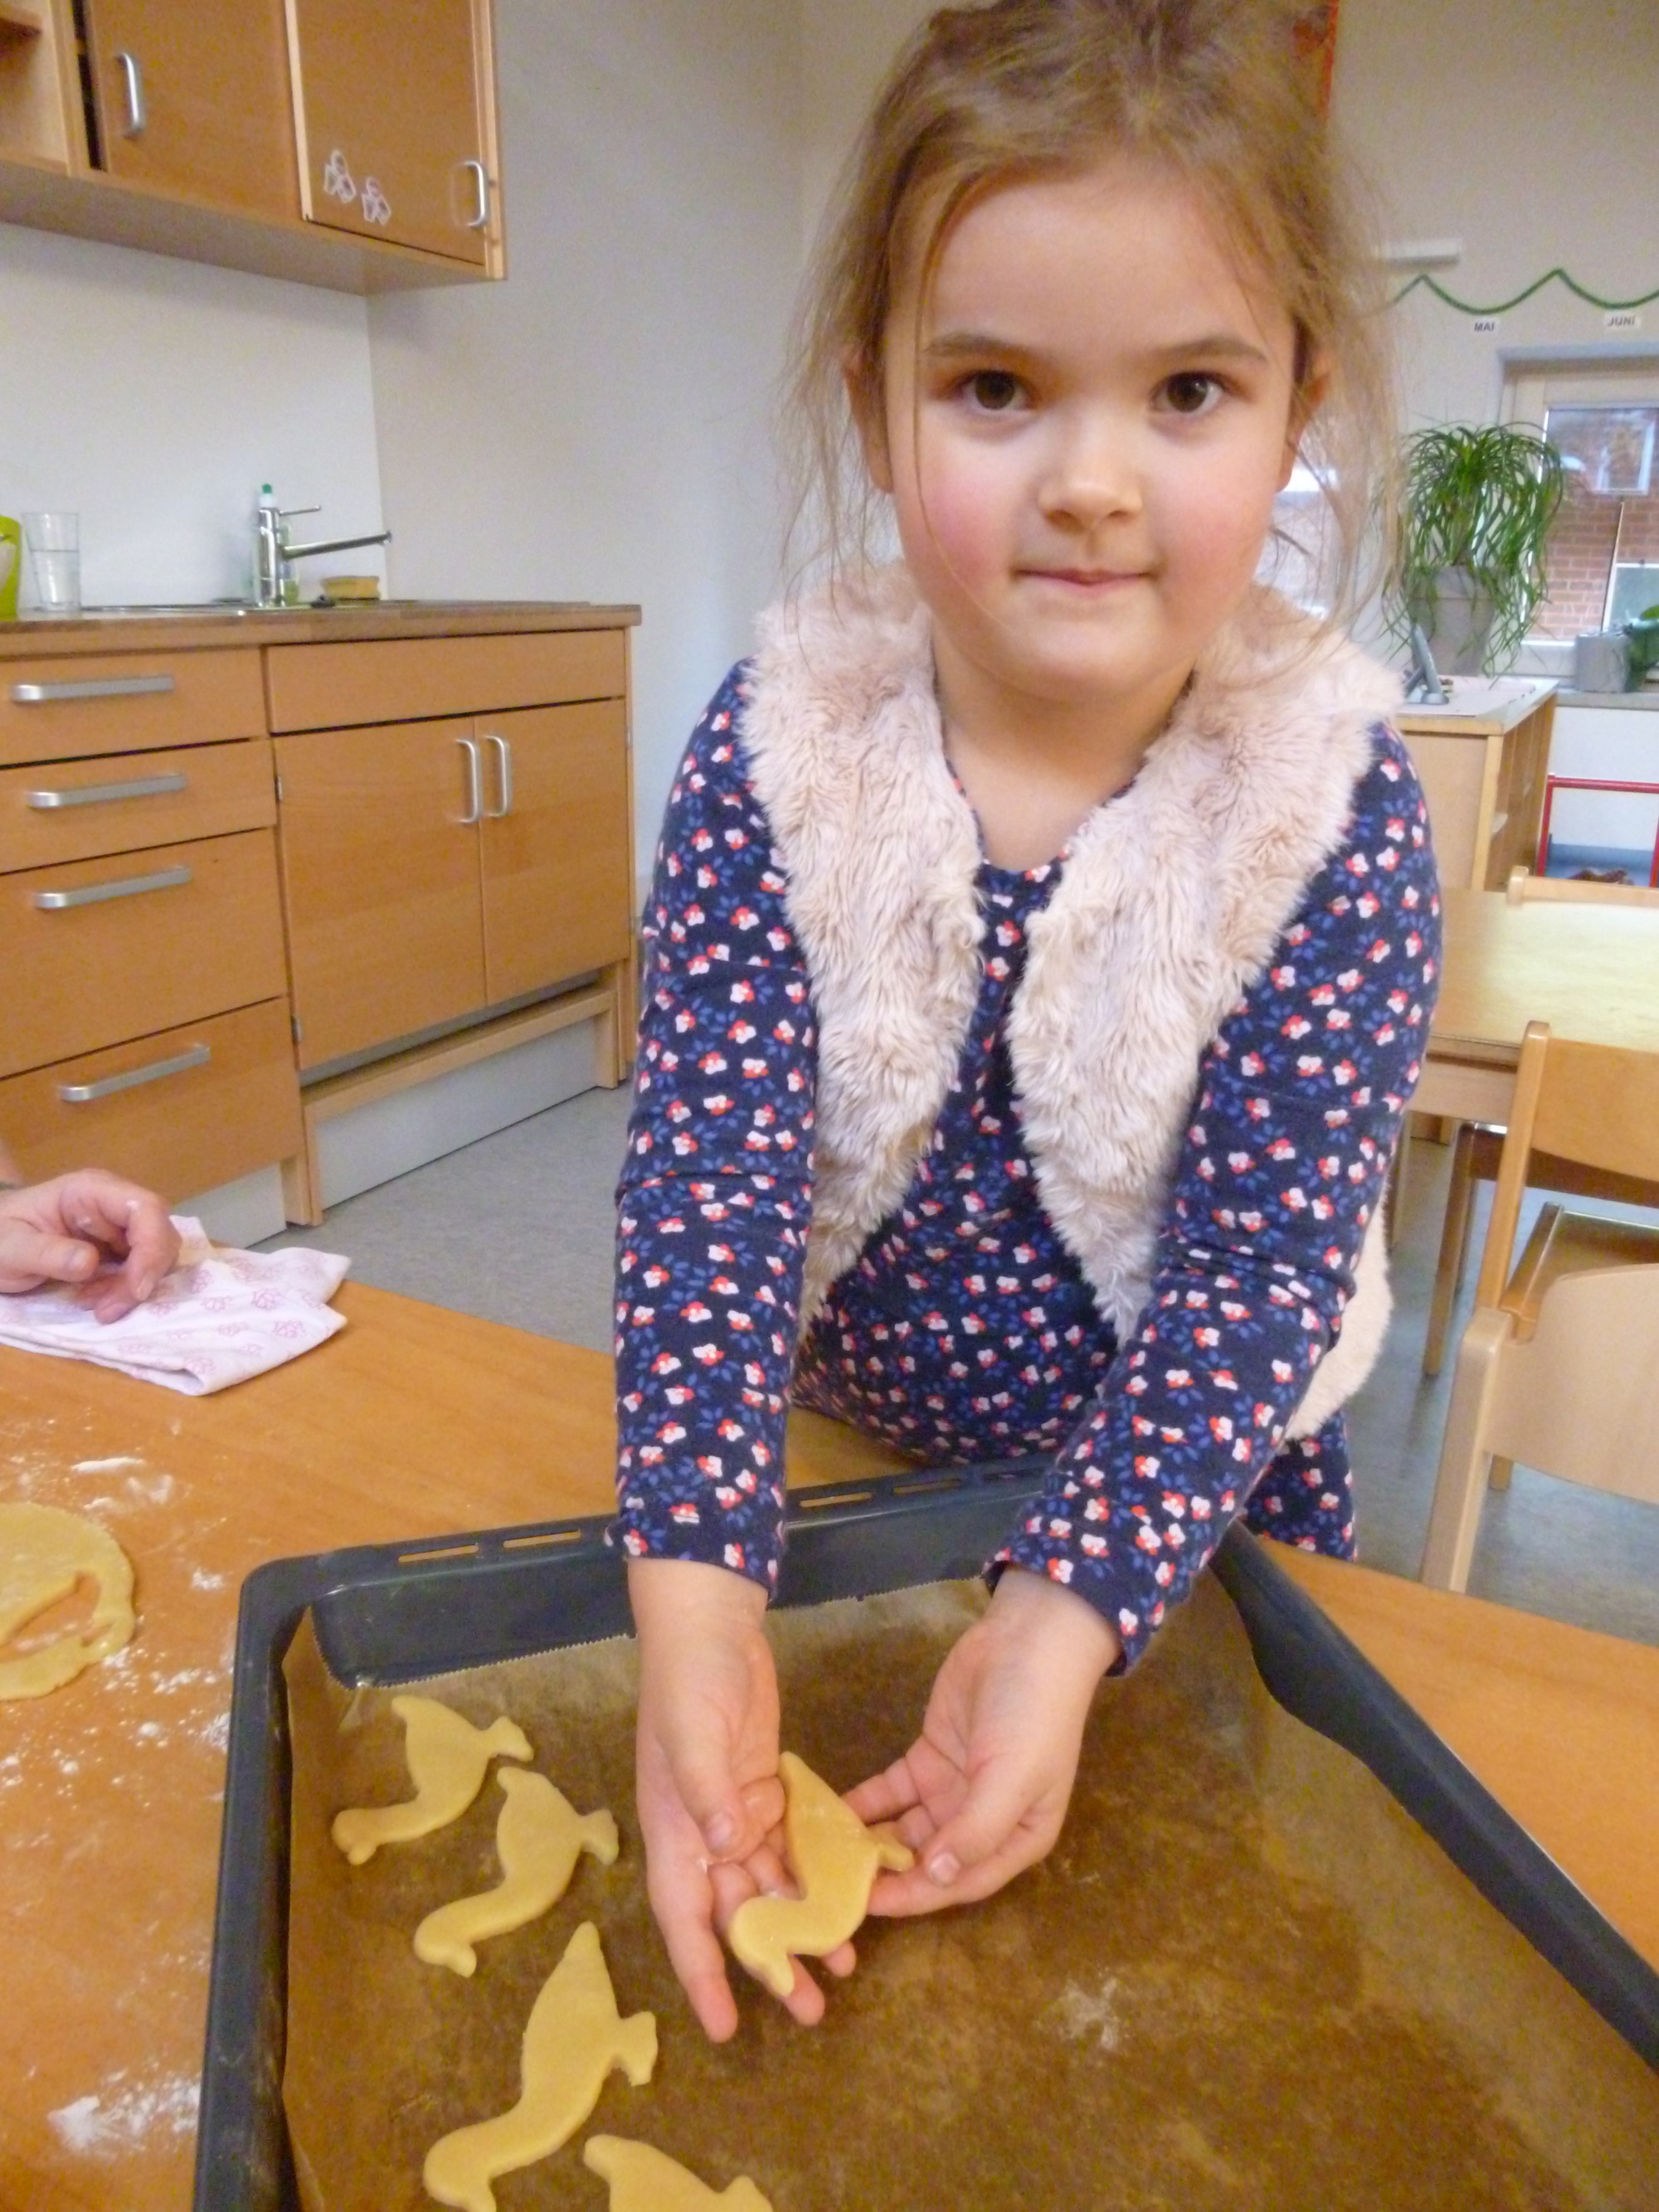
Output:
top-left (1280, 351), bottom-right (1332, 489)
top-left (844, 352), bottom-right (894, 495)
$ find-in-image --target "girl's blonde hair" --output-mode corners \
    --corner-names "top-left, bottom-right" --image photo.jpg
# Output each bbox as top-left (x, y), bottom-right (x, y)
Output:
top-left (786, 0), bottom-right (1395, 625)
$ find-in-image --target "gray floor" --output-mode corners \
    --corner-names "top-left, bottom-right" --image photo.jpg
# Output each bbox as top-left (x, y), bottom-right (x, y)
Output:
top-left (267, 1091), bottom-right (1659, 1650)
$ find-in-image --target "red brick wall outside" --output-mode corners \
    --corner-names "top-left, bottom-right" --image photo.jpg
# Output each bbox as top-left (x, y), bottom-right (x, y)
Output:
top-left (1535, 480), bottom-right (1659, 639)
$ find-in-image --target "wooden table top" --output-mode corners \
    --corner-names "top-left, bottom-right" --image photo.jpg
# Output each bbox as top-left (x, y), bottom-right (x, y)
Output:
top-left (2, 1283), bottom-right (1655, 2210)
top-left (1436, 887), bottom-right (1659, 1067)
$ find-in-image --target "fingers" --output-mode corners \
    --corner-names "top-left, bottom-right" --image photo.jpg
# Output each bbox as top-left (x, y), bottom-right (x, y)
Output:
top-left (649, 1856), bottom-right (742, 2043)
top-left (0, 1222), bottom-right (99, 1295)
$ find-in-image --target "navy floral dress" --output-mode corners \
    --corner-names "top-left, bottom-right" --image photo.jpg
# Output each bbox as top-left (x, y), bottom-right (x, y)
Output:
top-left (613, 666), bottom-right (1439, 1667)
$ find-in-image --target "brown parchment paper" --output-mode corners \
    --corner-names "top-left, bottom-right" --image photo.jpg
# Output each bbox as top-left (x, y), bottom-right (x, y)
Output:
top-left (281, 1576), bottom-right (1659, 2212)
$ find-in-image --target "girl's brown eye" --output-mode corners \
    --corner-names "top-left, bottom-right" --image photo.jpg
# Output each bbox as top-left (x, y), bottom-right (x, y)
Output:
top-left (966, 370), bottom-right (1023, 411)
top-left (1164, 372), bottom-right (1221, 416)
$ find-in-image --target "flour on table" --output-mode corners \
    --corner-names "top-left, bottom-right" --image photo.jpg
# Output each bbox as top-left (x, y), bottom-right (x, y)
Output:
top-left (49, 2069), bottom-right (200, 2156)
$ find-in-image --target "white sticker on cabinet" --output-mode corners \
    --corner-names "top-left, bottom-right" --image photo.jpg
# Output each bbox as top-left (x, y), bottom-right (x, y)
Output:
top-left (359, 177), bottom-right (392, 226)
top-left (322, 149), bottom-right (357, 204)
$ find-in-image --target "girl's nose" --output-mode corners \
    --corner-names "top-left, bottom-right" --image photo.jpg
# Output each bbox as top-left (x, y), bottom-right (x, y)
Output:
top-left (1037, 412), bottom-right (1142, 529)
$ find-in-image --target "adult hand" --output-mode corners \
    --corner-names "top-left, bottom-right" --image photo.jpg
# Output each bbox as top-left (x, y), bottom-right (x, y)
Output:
top-left (848, 1566), bottom-right (1119, 1916)
top-left (629, 1556), bottom-right (854, 2040)
top-left (0, 1170), bottom-right (180, 1324)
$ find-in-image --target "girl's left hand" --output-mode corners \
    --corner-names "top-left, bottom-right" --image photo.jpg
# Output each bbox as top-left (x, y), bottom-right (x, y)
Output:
top-left (846, 1567), bottom-right (1120, 1914)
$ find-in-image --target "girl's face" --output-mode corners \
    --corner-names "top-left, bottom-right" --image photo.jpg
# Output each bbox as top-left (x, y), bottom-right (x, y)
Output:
top-left (866, 158), bottom-right (1308, 733)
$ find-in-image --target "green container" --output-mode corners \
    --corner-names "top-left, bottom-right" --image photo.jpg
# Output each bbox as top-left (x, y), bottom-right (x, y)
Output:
top-left (0, 516), bottom-right (19, 621)
top-left (1623, 610), bottom-right (1659, 689)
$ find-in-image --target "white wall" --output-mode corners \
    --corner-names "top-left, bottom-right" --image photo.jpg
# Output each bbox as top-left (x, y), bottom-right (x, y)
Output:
top-left (1334, 0), bottom-right (1659, 431)
top-left (800, 0), bottom-right (931, 253)
top-left (367, 0), bottom-right (803, 883)
top-left (0, 223), bottom-right (384, 605)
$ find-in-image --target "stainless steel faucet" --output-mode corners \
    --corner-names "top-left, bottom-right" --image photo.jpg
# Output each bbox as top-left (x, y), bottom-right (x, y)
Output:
top-left (254, 503), bottom-right (392, 607)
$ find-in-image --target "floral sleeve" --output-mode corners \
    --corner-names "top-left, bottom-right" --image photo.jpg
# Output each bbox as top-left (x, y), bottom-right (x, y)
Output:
top-left (611, 668), bottom-right (815, 1594)
top-left (993, 729), bottom-right (1441, 1665)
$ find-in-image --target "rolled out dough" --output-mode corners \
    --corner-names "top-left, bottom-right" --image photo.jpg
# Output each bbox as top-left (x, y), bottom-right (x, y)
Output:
top-left (413, 1768), bottom-right (619, 1975)
top-left (331, 1695), bottom-right (531, 1865)
top-left (422, 1921), bottom-right (657, 2212)
top-left (0, 1502), bottom-right (135, 1699)
top-left (727, 1751), bottom-right (913, 2000)
top-left (584, 2135), bottom-right (774, 2210)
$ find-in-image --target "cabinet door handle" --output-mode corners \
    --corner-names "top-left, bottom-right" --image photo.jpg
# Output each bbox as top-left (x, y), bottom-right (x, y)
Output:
top-left (59, 1043), bottom-right (209, 1105)
top-left (457, 736), bottom-right (483, 826)
top-left (114, 50), bottom-right (147, 137)
top-left (11, 673), bottom-right (175, 704)
top-left (461, 158), bottom-right (490, 231)
top-left (484, 734), bottom-right (512, 818)
top-left (27, 771), bottom-right (187, 810)
top-left (34, 863), bottom-right (192, 911)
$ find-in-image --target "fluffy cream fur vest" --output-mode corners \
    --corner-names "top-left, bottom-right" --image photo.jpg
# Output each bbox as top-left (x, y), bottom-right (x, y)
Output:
top-left (741, 566), bottom-right (1403, 1441)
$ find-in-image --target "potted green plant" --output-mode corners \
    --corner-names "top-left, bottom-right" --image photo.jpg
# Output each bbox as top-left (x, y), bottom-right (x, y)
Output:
top-left (1388, 423), bottom-right (1564, 677)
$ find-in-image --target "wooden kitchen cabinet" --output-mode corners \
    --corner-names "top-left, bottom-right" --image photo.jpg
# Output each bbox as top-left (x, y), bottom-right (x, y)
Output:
top-left (84, 0), bottom-right (297, 219)
top-left (273, 717), bottom-right (489, 1067)
top-left (0, 0), bottom-right (502, 291)
top-left (275, 697), bottom-right (632, 1072)
top-left (1, 603), bottom-right (635, 1226)
top-left (479, 701), bottom-right (633, 1004)
top-left (287, 0), bottom-right (496, 265)
top-left (0, 635), bottom-right (301, 1202)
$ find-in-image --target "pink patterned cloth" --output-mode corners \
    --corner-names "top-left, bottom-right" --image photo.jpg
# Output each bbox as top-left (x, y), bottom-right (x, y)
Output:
top-left (0, 1218), bottom-right (350, 1396)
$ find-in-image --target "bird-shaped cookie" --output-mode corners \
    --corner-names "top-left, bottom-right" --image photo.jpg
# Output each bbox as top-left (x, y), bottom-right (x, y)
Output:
top-left (727, 1751), bottom-right (913, 1999)
top-left (423, 1922), bottom-right (656, 2212)
top-left (414, 1769), bottom-right (619, 1975)
top-left (583, 2136), bottom-right (774, 2211)
top-left (331, 1694), bottom-right (531, 1865)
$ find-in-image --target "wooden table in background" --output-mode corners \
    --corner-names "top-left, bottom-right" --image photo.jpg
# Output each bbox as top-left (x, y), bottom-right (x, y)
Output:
top-left (1417, 885), bottom-right (1659, 1125)
top-left (2, 1285), bottom-right (1657, 2210)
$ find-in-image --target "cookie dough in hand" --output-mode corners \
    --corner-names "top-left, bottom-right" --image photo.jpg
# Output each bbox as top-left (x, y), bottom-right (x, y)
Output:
top-left (422, 1921), bottom-right (656, 2212)
top-left (584, 2136), bottom-right (774, 2211)
top-left (331, 1695), bottom-right (531, 1865)
top-left (727, 1751), bottom-right (913, 2001)
top-left (414, 1769), bottom-right (619, 1975)
top-left (0, 1503), bottom-right (134, 1700)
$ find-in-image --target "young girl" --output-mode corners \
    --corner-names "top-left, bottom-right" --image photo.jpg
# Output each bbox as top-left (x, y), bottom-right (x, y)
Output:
top-left (613, 0), bottom-right (1439, 2042)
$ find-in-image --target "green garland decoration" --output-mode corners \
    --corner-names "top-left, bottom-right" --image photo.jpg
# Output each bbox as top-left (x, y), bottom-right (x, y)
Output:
top-left (1391, 268), bottom-right (1659, 316)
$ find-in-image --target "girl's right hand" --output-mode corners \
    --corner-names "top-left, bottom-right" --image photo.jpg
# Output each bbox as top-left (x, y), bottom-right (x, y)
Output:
top-left (628, 1556), bottom-right (854, 2039)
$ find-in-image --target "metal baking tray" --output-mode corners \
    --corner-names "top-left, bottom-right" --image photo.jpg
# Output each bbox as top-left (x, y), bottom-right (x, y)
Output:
top-left (193, 1460), bottom-right (1659, 2210)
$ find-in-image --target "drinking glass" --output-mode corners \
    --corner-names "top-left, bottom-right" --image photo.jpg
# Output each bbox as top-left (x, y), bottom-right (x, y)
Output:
top-left (22, 511), bottom-right (80, 616)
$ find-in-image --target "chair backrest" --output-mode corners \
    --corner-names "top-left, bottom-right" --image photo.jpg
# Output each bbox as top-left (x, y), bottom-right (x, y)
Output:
top-left (1506, 865), bottom-right (1659, 909)
top-left (1477, 1023), bottom-right (1659, 1304)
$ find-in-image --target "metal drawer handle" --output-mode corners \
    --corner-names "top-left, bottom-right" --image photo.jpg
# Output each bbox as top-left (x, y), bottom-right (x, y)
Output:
top-left (114, 49), bottom-right (147, 137)
top-left (34, 863), bottom-right (192, 911)
top-left (11, 673), bottom-right (176, 704)
top-left (484, 733), bottom-right (512, 818)
top-left (461, 158), bottom-right (490, 230)
top-left (27, 772), bottom-right (187, 810)
top-left (59, 1043), bottom-right (209, 1105)
top-left (457, 735), bottom-right (483, 826)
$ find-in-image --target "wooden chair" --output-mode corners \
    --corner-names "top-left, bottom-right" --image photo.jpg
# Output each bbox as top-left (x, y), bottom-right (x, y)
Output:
top-left (1420, 866), bottom-right (1659, 1378)
top-left (1419, 1021), bottom-right (1659, 1592)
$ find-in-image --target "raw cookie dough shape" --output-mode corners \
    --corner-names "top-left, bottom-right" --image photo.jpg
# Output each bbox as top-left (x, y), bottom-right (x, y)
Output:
top-left (422, 1921), bottom-right (657, 2212)
top-left (413, 1768), bottom-right (620, 1975)
top-left (0, 1503), bottom-right (134, 1700)
top-left (584, 2136), bottom-right (775, 2211)
top-left (330, 1694), bottom-right (531, 1865)
top-left (727, 1750), bottom-right (914, 2001)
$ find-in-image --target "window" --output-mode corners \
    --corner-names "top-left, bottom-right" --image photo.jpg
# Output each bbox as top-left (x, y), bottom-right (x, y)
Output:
top-left (1505, 363), bottom-right (1659, 639)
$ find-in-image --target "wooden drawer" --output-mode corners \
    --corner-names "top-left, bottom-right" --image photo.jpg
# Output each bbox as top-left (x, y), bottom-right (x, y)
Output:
top-left (0, 999), bottom-right (302, 1199)
top-left (0, 650), bottom-right (266, 768)
top-left (265, 629), bottom-right (627, 732)
top-left (0, 739), bottom-right (275, 875)
top-left (0, 829), bottom-right (289, 1080)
